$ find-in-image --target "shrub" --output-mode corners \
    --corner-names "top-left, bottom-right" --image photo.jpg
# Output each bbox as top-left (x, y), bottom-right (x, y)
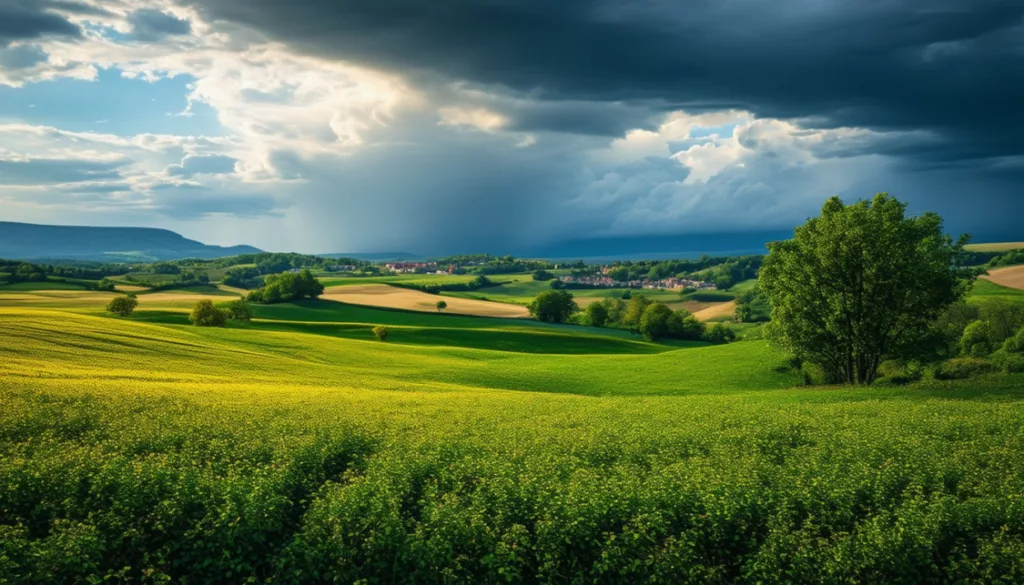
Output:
top-left (703, 323), bottom-right (736, 344)
top-left (435, 300), bottom-right (447, 313)
top-left (877, 360), bottom-right (922, 385)
top-left (995, 353), bottom-right (1024, 374)
top-left (189, 300), bottom-right (227, 327)
top-left (935, 358), bottom-right (997, 380)
top-left (373, 325), bottom-right (390, 341)
top-left (1003, 326), bottom-right (1024, 354)
top-left (105, 294), bottom-right (138, 317)
top-left (531, 269), bottom-right (554, 281)
top-left (960, 320), bottom-right (992, 357)
top-left (225, 300), bottom-right (252, 321)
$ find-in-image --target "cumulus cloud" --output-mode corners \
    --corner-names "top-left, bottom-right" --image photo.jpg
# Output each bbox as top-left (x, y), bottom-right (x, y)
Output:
top-left (0, 0), bottom-right (1019, 253)
top-left (0, 1), bottom-right (81, 46)
top-left (166, 154), bottom-right (237, 177)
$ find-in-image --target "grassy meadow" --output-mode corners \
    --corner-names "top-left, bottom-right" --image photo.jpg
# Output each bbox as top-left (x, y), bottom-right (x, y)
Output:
top-left (2, 272), bottom-right (1024, 583)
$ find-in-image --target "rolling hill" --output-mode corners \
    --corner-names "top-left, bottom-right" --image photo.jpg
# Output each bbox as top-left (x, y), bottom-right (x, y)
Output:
top-left (0, 221), bottom-right (261, 262)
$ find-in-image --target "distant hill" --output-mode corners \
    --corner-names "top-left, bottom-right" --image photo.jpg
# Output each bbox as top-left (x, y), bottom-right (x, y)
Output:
top-left (0, 222), bottom-right (262, 262)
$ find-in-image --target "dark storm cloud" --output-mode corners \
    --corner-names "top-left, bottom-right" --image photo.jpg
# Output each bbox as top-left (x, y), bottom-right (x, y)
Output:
top-left (128, 9), bottom-right (192, 42)
top-left (0, 0), bottom-right (82, 46)
top-left (192, 0), bottom-right (1024, 160)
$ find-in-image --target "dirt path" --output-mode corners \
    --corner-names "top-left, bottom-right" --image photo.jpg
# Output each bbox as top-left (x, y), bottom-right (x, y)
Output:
top-left (322, 284), bottom-right (531, 318)
top-left (982, 265), bottom-right (1024, 290)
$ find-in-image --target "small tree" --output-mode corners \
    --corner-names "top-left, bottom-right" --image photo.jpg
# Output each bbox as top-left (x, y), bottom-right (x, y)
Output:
top-left (373, 325), bottom-right (390, 341)
top-left (225, 300), bottom-right (252, 321)
top-left (190, 299), bottom-right (227, 327)
top-left (759, 194), bottom-right (978, 385)
top-left (106, 294), bottom-right (138, 317)
top-left (622, 294), bottom-right (653, 331)
top-left (532, 269), bottom-right (554, 281)
top-left (436, 300), bottom-right (448, 313)
top-left (585, 302), bottom-right (609, 327)
top-left (639, 303), bottom-right (674, 341)
top-left (527, 290), bottom-right (578, 323)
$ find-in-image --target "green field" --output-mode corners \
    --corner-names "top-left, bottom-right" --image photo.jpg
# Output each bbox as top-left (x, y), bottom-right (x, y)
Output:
top-left (969, 279), bottom-right (1024, 300)
top-left (446, 281), bottom-right (685, 306)
top-left (2, 282), bottom-right (1024, 583)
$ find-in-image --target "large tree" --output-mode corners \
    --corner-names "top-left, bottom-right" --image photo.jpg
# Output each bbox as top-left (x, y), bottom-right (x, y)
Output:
top-left (759, 194), bottom-right (977, 385)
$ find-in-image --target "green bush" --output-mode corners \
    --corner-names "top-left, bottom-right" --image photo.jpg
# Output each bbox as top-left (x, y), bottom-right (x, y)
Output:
top-left (373, 325), bottom-right (390, 341)
top-left (960, 320), bottom-right (992, 356)
top-left (995, 353), bottom-right (1024, 374)
top-left (1003, 326), bottom-right (1024, 354)
top-left (189, 300), bottom-right (228, 327)
top-left (877, 360), bottom-right (923, 385)
top-left (935, 358), bottom-right (997, 380)
top-left (702, 323), bottom-right (736, 344)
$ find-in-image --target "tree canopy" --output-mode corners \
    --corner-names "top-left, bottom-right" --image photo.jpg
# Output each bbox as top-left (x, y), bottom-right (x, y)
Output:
top-left (190, 300), bottom-right (228, 327)
top-left (105, 294), bottom-right (138, 317)
top-left (247, 269), bottom-right (324, 304)
top-left (527, 290), bottom-right (578, 323)
top-left (759, 194), bottom-right (978, 385)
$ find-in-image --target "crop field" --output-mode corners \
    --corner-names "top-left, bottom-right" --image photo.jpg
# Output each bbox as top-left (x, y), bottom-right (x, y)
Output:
top-left (2, 285), bottom-right (1024, 583)
top-left (321, 284), bottom-right (530, 318)
top-left (965, 242), bottom-right (1024, 252)
top-left (983, 265), bottom-right (1024, 291)
top-left (969, 279), bottom-right (1024, 301)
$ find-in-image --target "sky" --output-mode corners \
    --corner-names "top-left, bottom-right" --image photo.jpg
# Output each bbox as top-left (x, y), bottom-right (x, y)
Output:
top-left (0, 0), bottom-right (1021, 255)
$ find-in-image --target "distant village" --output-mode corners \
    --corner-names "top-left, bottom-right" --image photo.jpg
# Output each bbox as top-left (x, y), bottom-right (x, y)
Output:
top-left (558, 273), bottom-right (717, 291)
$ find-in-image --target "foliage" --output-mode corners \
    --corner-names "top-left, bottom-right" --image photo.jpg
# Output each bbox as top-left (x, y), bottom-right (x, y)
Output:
top-left (604, 255), bottom-right (762, 287)
top-left (225, 300), bottom-right (252, 322)
top-left (435, 300), bottom-right (447, 312)
top-left (934, 357), bottom-right (997, 380)
top-left (532, 269), bottom-right (554, 281)
top-left (247, 269), bottom-right (324, 304)
top-left (105, 294), bottom-right (138, 317)
top-left (986, 249), bottom-right (1024, 268)
top-left (735, 286), bottom-right (771, 323)
top-left (95, 278), bottom-right (117, 292)
top-left (527, 290), bottom-right (578, 323)
top-left (1004, 326), bottom-right (1024, 354)
top-left (760, 194), bottom-right (978, 385)
top-left (373, 325), bottom-right (390, 341)
top-left (639, 303), bottom-right (674, 341)
top-left (583, 301), bottom-right (609, 327)
top-left (961, 320), bottom-right (993, 357)
top-left (703, 322), bottom-right (737, 344)
top-left (622, 294), bottom-right (654, 331)
top-left (189, 299), bottom-right (228, 327)
top-left (392, 274), bottom-right (495, 295)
